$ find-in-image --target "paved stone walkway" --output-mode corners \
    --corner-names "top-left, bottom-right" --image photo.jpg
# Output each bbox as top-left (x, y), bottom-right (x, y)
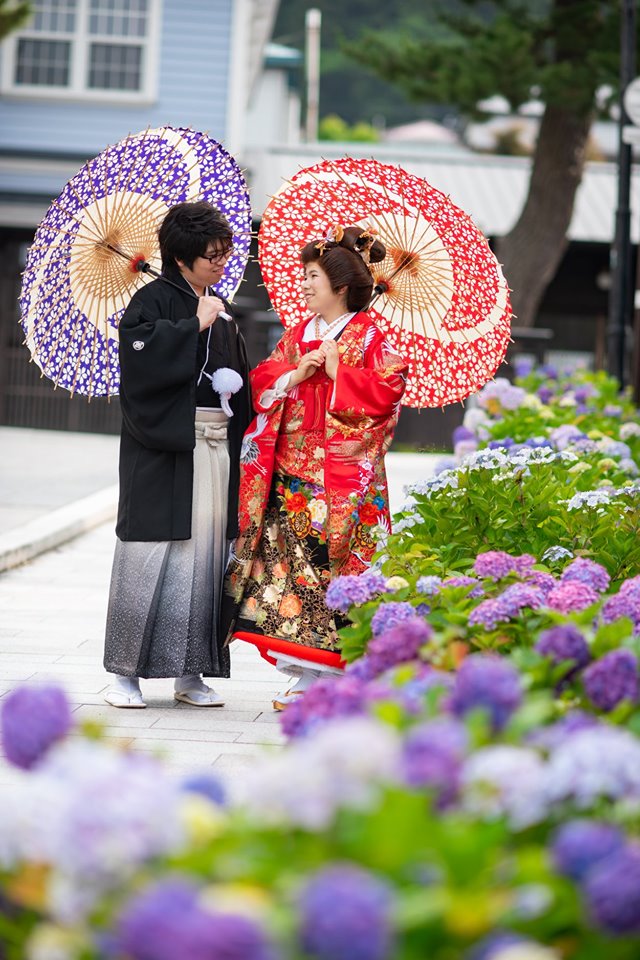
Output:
top-left (0, 437), bottom-right (439, 798)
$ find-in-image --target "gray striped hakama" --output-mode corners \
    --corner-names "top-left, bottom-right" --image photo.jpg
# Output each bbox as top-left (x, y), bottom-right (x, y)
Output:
top-left (104, 409), bottom-right (231, 679)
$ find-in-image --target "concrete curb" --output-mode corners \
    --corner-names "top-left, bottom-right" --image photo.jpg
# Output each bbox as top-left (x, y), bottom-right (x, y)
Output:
top-left (0, 485), bottom-right (118, 574)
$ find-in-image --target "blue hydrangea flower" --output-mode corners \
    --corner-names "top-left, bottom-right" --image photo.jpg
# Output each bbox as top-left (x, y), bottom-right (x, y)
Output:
top-left (550, 819), bottom-right (626, 881)
top-left (325, 571), bottom-right (387, 614)
top-left (401, 718), bottom-right (467, 806)
top-left (180, 773), bottom-right (226, 806)
top-left (584, 845), bottom-right (640, 935)
top-left (115, 879), bottom-right (276, 960)
top-left (416, 575), bottom-right (443, 596)
top-left (542, 545), bottom-right (574, 564)
top-left (449, 655), bottom-right (522, 731)
top-left (583, 649), bottom-right (639, 712)
top-left (1, 684), bottom-right (73, 770)
top-left (299, 863), bottom-right (393, 960)
top-left (561, 558), bottom-right (611, 594)
top-left (468, 599), bottom-right (511, 630)
top-left (370, 601), bottom-right (417, 637)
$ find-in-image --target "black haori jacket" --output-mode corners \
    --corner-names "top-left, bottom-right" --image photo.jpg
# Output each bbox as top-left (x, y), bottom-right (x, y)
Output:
top-left (115, 267), bottom-right (252, 542)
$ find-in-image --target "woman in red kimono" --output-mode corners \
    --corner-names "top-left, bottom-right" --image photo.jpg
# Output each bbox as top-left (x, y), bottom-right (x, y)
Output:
top-left (222, 225), bottom-right (408, 708)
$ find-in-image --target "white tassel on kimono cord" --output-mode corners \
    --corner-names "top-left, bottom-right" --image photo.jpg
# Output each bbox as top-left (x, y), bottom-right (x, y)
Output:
top-left (211, 367), bottom-right (243, 417)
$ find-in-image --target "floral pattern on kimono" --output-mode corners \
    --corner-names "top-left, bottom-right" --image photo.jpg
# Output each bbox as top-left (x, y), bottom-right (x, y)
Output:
top-left (223, 312), bottom-right (407, 644)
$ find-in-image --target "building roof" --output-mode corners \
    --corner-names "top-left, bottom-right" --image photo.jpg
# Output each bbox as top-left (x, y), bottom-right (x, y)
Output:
top-left (245, 142), bottom-right (640, 244)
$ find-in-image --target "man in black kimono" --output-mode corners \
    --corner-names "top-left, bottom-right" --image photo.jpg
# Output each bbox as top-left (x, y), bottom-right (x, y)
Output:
top-left (103, 201), bottom-right (252, 708)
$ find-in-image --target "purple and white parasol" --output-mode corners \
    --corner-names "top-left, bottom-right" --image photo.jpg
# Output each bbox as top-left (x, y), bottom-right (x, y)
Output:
top-left (19, 126), bottom-right (252, 397)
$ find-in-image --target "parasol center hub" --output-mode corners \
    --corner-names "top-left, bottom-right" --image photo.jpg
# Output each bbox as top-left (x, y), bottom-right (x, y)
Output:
top-left (389, 247), bottom-right (420, 276)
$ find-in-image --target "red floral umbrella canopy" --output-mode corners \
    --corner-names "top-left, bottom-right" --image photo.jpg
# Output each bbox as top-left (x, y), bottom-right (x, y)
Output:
top-left (258, 156), bottom-right (512, 407)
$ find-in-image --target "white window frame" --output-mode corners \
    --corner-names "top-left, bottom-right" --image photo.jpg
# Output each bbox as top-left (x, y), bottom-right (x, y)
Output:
top-left (0, 0), bottom-right (161, 104)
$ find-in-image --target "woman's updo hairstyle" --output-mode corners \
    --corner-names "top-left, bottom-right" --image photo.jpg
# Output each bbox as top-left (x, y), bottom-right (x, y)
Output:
top-left (300, 224), bottom-right (386, 312)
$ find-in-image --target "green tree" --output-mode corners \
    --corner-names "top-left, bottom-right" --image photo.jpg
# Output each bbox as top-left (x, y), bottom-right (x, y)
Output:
top-left (319, 114), bottom-right (379, 142)
top-left (0, 0), bottom-right (30, 40)
top-left (344, 0), bottom-right (628, 328)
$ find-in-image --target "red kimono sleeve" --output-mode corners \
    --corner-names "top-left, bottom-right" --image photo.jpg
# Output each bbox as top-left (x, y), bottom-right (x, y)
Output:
top-left (329, 332), bottom-right (407, 422)
top-left (250, 327), bottom-right (301, 413)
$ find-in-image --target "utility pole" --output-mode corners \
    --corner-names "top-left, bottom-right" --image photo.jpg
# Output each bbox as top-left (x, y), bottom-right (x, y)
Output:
top-left (607, 0), bottom-right (636, 388)
top-left (305, 8), bottom-right (321, 142)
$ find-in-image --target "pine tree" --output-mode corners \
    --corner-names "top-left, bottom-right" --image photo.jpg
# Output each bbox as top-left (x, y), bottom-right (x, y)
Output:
top-left (345, 0), bottom-right (630, 327)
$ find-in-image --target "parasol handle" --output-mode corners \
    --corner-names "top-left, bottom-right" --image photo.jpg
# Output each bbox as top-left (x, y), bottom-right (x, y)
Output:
top-left (128, 252), bottom-right (232, 320)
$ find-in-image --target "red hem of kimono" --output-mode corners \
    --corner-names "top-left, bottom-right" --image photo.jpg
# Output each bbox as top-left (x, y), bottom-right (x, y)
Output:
top-left (232, 631), bottom-right (347, 670)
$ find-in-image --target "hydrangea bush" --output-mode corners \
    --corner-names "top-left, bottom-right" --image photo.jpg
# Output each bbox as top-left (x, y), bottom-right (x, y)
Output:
top-left (2, 366), bottom-right (640, 960)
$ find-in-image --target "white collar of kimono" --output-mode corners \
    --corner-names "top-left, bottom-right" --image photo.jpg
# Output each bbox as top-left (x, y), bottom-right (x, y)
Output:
top-left (302, 312), bottom-right (355, 342)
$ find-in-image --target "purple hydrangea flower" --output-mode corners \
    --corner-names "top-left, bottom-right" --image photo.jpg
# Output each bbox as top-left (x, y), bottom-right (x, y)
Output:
top-left (535, 625), bottom-right (591, 678)
top-left (512, 554), bottom-right (537, 576)
top-left (584, 844), bottom-right (640, 935)
top-left (366, 618), bottom-right (432, 676)
top-left (526, 710), bottom-right (599, 751)
top-left (473, 551), bottom-right (518, 581)
top-left (392, 667), bottom-right (454, 715)
top-left (513, 357), bottom-right (533, 378)
top-left (574, 385), bottom-right (596, 404)
top-left (582, 649), bottom-right (639, 712)
top-left (449, 655), bottom-right (522, 730)
top-left (497, 583), bottom-right (544, 616)
top-left (550, 819), bottom-right (626, 881)
top-left (525, 570), bottom-right (558, 595)
top-left (561, 558), bottom-right (611, 594)
top-left (325, 570), bottom-right (388, 614)
top-left (550, 423), bottom-right (585, 450)
top-left (299, 864), bottom-right (393, 960)
top-left (477, 378), bottom-right (526, 411)
top-left (401, 718), bottom-right (467, 806)
top-left (468, 599), bottom-right (511, 630)
top-left (115, 879), bottom-right (276, 960)
top-left (524, 437), bottom-right (554, 450)
top-left (453, 425), bottom-right (477, 445)
top-left (601, 592), bottom-right (640, 630)
top-left (488, 437), bottom-right (515, 449)
top-left (1, 684), bottom-right (73, 770)
top-left (370, 601), bottom-right (417, 637)
top-left (280, 676), bottom-right (368, 739)
top-left (602, 404), bottom-right (623, 418)
top-left (601, 577), bottom-right (640, 631)
top-left (442, 576), bottom-right (485, 598)
top-left (546, 581), bottom-right (599, 613)
top-left (416, 575), bottom-right (443, 596)
top-left (537, 385), bottom-right (554, 404)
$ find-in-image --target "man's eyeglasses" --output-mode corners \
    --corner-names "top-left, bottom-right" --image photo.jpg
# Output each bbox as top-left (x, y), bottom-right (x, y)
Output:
top-left (201, 247), bottom-right (234, 264)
